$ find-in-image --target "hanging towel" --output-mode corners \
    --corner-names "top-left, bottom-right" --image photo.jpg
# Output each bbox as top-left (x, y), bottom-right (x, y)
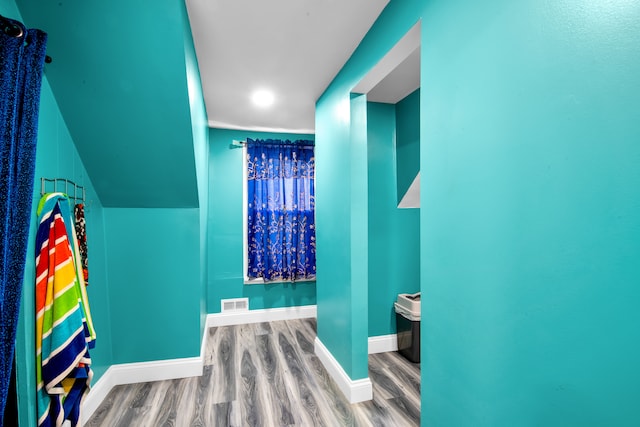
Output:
top-left (74, 203), bottom-right (89, 286)
top-left (35, 193), bottom-right (96, 427)
top-left (37, 193), bottom-right (95, 342)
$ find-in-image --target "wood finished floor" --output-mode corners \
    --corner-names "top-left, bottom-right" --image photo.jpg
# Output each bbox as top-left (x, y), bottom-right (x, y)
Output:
top-left (86, 319), bottom-right (420, 426)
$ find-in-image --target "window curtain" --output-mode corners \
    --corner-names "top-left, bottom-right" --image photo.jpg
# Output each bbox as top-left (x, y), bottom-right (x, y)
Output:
top-left (0, 15), bottom-right (48, 422)
top-left (247, 138), bottom-right (316, 282)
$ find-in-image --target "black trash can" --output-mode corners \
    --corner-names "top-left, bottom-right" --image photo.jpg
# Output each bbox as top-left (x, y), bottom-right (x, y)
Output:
top-left (395, 300), bottom-right (420, 363)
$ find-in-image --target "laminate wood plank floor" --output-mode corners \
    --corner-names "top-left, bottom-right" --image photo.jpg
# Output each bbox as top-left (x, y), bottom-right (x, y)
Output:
top-left (86, 319), bottom-right (420, 426)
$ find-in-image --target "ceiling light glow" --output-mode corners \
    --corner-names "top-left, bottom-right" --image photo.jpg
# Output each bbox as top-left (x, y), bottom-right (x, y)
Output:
top-left (251, 89), bottom-right (275, 108)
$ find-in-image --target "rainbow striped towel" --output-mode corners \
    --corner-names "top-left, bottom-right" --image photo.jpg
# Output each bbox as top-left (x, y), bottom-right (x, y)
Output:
top-left (35, 193), bottom-right (96, 427)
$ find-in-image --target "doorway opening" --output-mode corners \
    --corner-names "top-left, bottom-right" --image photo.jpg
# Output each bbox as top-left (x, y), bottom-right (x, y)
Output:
top-left (351, 20), bottom-right (422, 371)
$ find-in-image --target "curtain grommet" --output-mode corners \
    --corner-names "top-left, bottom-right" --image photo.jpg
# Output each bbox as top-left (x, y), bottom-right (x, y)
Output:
top-left (2, 22), bottom-right (24, 38)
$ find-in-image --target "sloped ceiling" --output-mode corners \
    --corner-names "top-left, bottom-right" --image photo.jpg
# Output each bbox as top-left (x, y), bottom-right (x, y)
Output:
top-left (15, 0), bottom-right (395, 207)
top-left (16, 0), bottom-right (198, 208)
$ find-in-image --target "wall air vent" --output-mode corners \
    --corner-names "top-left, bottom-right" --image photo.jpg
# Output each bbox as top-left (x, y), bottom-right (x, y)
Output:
top-left (221, 298), bottom-right (249, 312)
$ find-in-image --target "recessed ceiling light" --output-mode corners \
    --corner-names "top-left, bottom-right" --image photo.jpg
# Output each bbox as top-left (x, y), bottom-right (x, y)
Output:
top-left (251, 89), bottom-right (275, 108)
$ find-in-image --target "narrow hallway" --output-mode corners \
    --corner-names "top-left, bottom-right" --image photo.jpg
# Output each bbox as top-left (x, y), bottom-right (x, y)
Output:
top-left (86, 319), bottom-right (420, 426)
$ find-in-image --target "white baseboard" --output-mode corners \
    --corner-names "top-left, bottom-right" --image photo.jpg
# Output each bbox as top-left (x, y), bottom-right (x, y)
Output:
top-left (82, 356), bottom-right (202, 424)
top-left (82, 305), bottom-right (316, 425)
top-left (81, 369), bottom-right (116, 425)
top-left (206, 304), bottom-right (317, 328)
top-left (368, 334), bottom-right (398, 354)
top-left (314, 337), bottom-right (372, 404)
top-left (105, 356), bottom-right (203, 385)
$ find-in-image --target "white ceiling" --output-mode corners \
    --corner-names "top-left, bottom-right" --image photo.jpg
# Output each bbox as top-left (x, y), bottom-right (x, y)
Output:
top-left (353, 21), bottom-right (421, 103)
top-left (367, 47), bottom-right (420, 104)
top-left (185, 0), bottom-right (391, 133)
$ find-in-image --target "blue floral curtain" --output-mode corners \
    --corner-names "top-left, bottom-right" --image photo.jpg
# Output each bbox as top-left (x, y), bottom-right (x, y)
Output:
top-left (0, 15), bottom-right (48, 422)
top-left (247, 138), bottom-right (315, 282)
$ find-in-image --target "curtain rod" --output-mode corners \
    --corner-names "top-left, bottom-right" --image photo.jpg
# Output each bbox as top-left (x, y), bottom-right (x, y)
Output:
top-left (230, 139), bottom-right (315, 149)
top-left (1, 14), bottom-right (52, 63)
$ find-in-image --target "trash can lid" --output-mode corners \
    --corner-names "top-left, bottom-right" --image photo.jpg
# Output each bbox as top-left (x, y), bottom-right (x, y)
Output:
top-left (396, 292), bottom-right (421, 316)
top-left (394, 302), bottom-right (420, 321)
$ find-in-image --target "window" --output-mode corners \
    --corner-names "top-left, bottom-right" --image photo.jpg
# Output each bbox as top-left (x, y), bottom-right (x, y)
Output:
top-left (243, 138), bottom-right (316, 283)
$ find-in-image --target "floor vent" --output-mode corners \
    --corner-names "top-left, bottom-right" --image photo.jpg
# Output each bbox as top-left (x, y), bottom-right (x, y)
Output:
top-left (221, 298), bottom-right (249, 312)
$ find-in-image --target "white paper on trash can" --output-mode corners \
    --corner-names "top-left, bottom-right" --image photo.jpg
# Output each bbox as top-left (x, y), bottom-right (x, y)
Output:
top-left (394, 302), bottom-right (420, 321)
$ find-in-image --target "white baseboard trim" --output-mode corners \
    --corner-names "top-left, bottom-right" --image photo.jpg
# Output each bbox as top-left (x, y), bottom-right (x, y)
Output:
top-left (82, 305), bottom-right (316, 425)
top-left (200, 319), bottom-right (210, 364)
top-left (82, 356), bottom-right (202, 424)
top-left (105, 356), bottom-right (203, 385)
top-left (368, 334), bottom-right (398, 354)
top-left (206, 304), bottom-right (317, 328)
top-left (82, 366), bottom-right (116, 423)
top-left (314, 337), bottom-right (372, 404)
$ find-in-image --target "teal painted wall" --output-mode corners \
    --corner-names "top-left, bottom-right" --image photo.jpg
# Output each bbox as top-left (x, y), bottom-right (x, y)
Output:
top-left (395, 89), bottom-right (420, 203)
top-left (420, 0), bottom-right (640, 425)
top-left (348, 94), bottom-right (369, 379)
top-left (26, 80), bottom-right (114, 378)
top-left (367, 101), bottom-right (420, 337)
top-left (319, 0), bottom-right (640, 425)
top-left (182, 2), bottom-right (210, 342)
top-left (207, 128), bottom-right (317, 313)
top-left (6, 0), bottom-right (208, 423)
top-left (2, 2), bottom-right (115, 419)
top-left (103, 208), bottom-right (201, 363)
top-left (315, 0), bottom-right (421, 383)
top-left (15, 0), bottom-right (199, 208)
top-left (315, 90), bottom-right (358, 379)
